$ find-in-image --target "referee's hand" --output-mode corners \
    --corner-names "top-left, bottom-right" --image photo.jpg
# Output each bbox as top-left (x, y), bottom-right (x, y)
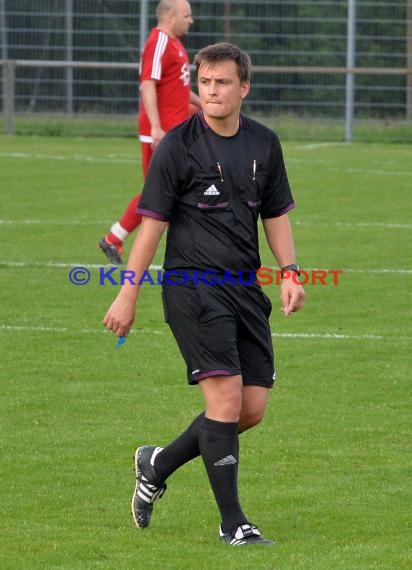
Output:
top-left (103, 296), bottom-right (136, 337)
top-left (280, 278), bottom-right (306, 317)
top-left (150, 126), bottom-right (166, 149)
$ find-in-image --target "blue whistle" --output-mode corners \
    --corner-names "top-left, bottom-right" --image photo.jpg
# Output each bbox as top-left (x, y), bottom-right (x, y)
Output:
top-left (117, 335), bottom-right (126, 349)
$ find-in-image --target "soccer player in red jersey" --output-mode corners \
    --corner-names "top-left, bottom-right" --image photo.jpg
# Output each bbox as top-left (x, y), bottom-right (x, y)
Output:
top-left (99, 0), bottom-right (200, 264)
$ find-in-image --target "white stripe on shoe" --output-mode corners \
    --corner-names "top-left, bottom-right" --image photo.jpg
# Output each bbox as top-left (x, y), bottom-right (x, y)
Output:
top-left (150, 446), bottom-right (163, 467)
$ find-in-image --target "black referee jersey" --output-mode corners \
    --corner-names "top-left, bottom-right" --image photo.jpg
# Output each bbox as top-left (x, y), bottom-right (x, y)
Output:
top-left (138, 112), bottom-right (295, 274)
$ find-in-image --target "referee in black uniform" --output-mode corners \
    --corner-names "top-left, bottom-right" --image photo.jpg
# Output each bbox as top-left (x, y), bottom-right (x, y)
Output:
top-left (104, 42), bottom-right (305, 546)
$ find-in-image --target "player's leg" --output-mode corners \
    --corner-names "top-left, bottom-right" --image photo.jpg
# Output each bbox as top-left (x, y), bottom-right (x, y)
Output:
top-left (147, 411), bottom-right (205, 483)
top-left (237, 283), bottom-right (274, 433)
top-left (239, 385), bottom-right (270, 432)
top-left (134, 384), bottom-right (268, 503)
top-left (131, 387), bottom-right (273, 543)
top-left (131, 280), bottom-right (205, 528)
top-left (212, 285), bottom-right (275, 545)
top-left (198, 382), bottom-right (269, 429)
top-left (198, 375), bottom-right (274, 545)
top-left (132, 410), bottom-right (204, 529)
top-left (159, 284), bottom-right (249, 534)
top-left (99, 142), bottom-right (151, 264)
top-left (132, 282), bottom-right (273, 543)
top-left (198, 374), bottom-right (246, 530)
top-left (99, 194), bottom-right (143, 264)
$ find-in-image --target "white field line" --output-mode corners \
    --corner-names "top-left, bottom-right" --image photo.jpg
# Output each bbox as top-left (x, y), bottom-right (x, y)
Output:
top-left (0, 324), bottom-right (409, 342)
top-left (293, 220), bottom-right (412, 230)
top-left (293, 143), bottom-right (346, 150)
top-left (0, 324), bottom-right (162, 335)
top-left (1, 219), bottom-right (411, 230)
top-left (0, 261), bottom-right (166, 270)
top-left (286, 159), bottom-right (412, 177)
top-left (1, 261), bottom-right (411, 274)
top-left (271, 332), bottom-right (410, 341)
top-left (325, 167), bottom-right (412, 177)
top-left (0, 259), bottom-right (412, 272)
top-left (0, 219), bottom-right (112, 225)
top-left (2, 149), bottom-right (344, 162)
top-left (0, 152), bottom-right (136, 164)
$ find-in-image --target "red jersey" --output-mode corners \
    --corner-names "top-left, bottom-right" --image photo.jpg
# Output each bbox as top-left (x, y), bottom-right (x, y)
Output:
top-left (138, 28), bottom-right (191, 140)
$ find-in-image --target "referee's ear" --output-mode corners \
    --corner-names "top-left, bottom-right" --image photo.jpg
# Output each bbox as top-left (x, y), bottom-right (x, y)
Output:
top-left (240, 81), bottom-right (251, 100)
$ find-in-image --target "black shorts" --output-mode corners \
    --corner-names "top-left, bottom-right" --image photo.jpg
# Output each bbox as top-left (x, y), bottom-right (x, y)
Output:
top-left (162, 279), bottom-right (275, 387)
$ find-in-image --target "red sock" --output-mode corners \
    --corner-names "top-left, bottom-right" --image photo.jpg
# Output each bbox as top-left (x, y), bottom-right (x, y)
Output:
top-left (106, 194), bottom-right (142, 246)
top-left (119, 195), bottom-right (142, 233)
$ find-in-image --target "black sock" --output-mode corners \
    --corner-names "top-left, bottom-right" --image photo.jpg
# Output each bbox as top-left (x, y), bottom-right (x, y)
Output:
top-left (153, 412), bottom-right (204, 482)
top-left (199, 416), bottom-right (247, 534)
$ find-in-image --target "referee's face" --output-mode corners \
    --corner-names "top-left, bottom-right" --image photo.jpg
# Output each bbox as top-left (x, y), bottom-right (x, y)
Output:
top-left (198, 61), bottom-right (250, 124)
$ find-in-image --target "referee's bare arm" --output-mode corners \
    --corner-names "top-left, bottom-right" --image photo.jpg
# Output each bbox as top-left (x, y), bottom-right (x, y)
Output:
top-left (140, 79), bottom-right (165, 149)
top-left (103, 217), bottom-right (168, 336)
top-left (262, 214), bottom-right (306, 317)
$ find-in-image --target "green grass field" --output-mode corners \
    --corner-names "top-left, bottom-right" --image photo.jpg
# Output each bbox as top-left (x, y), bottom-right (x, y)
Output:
top-left (0, 134), bottom-right (411, 569)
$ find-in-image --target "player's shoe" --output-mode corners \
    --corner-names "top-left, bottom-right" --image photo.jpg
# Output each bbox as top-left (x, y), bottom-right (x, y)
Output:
top-left (219, 522), bottom-right (275, 546)
top-left (98, 237), bottom-right (123, 265)
top-left (131, 445), bottom-right (167, 529)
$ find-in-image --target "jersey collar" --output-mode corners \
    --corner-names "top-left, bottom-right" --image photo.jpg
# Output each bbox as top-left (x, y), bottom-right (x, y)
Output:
top-left (197, 111), bottom-right (244, 133)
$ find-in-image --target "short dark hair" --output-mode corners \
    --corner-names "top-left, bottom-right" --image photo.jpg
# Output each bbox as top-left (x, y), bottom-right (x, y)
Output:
top-left (194, 42), bottom-right (252, 83)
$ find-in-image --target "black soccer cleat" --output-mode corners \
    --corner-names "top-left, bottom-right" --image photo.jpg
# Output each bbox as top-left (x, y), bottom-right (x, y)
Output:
top-left (219, 522), bottom-right (275, 546)
top-left (98, 237), bottom-right (123, 265)
top-left (131, 445), bottom-right (167, 529)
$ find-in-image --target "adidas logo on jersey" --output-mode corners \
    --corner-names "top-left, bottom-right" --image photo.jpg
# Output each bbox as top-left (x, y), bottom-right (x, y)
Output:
top-left (214, 455), bottom-right (237, 466)
top-left (204, 184), bottom-right (220, 196)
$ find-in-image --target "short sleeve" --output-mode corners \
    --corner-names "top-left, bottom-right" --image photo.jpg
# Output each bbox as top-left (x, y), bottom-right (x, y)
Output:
top-left (260, 134), bottom-right (295, 219)
top-left (140, 31), bottom-right (168, 82)
top-left (137, 135), bottom-right (184, 221)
